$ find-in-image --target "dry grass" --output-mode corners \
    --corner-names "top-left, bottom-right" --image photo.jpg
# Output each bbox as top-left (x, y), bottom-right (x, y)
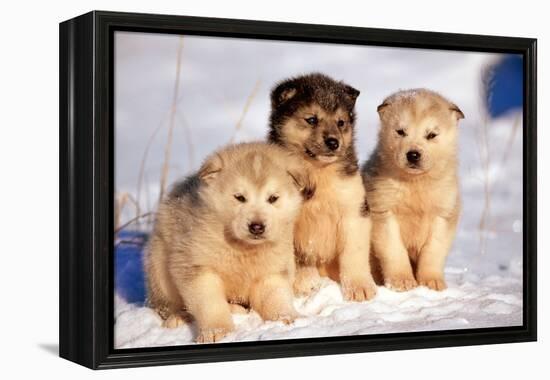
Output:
top-left (136, 119), bottom-right (165, 221)
top-left (158, 36), bottom-right (185, 203)
top-left (475, 64), bottom-right (495, 255)
top-left (475, 63), bottom-right (521, 254)
top-left (176, 112), bottom-right (196, 172)
top-left (229, 79), bottom-right (261, 143)
top-left (116, 40), bottom-right (263, 233)
top-left (114, 192), bottom-right (139, 231)
top-left (143, 172), bottom-right (153, 226)
top-left (475, 113), bottom-right (491, 255)
top-left (119, 37), bottom-right (185, 233)
top-left (115, 212), bottom-right (154, 234)
top-left (500, 112), bottom-right (522, 166)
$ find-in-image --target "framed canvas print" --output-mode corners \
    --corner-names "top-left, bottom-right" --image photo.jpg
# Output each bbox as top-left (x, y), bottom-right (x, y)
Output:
top-left (59, 11), bottom-right (537, 369)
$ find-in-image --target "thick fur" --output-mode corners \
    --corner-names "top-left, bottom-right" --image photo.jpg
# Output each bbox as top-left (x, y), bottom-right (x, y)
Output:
top-left (268, 73), bottom-right (377, 301)
top-left (145, 142), bottom-right (308, 343)
top-left (362, 89), bottom-right (464, 291)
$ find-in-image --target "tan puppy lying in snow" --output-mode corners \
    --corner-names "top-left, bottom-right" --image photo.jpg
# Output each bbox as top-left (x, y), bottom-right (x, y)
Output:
top-left (362, 89), bottom-right (464, 291)
top-left (145, 142), bottom-right (309, 343)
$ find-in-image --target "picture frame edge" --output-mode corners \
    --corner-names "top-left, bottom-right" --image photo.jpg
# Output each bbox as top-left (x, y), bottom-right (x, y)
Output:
top-left (59, 10), bottom-right (538, 370)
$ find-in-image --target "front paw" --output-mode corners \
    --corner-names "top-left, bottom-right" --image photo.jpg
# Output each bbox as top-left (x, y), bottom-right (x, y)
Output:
top-left (196, 317), bottom-right (235, 343)
top-left (293, 269), bottom-right (321, 296)
top-left (229, 303), bottom-right (249, 314)
top-left (162, 312), bottom-right (191, 328)
top-left (275, 310), bottom-right (300, 325)
top-left (262, 306), bottom-right (300, 324)
top-left (341, 277), bottom-right (377, 302)
top-left (385, 275), bottom-right (418, 292)
top-left (418, 276), bottom-right (447, 291)
top-left (196, 327), bottom-right (231, 343)
top-left (196, 321), bottom-right (234, 343)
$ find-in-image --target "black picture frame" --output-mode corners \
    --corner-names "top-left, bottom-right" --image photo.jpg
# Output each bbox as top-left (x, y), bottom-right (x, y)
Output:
top-left (59, 10), bottom-right (537, 370)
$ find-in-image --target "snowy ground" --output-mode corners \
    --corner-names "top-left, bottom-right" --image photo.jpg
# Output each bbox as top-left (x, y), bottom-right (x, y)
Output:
top-left (114, 33), bottom-right (523, 348)
top-left (115, 270), bottom-right (522, 348)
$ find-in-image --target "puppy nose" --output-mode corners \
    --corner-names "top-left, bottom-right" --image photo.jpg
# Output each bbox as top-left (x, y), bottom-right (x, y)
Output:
top-left (324, 137), bottom-right (339, 151)
top-left (406, 150), bottom-right (421, 164)
top-left (248, 222), bottom-right (265, 235)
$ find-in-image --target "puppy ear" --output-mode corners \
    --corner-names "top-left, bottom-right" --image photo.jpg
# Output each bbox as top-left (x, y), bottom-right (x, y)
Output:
top-left (287, 169), bottom-right (316, 201)
top-left (198, 153), bottom-right (223, 183)
top-left (271, 81), bottom-right (298, 108)
top-left (450, 103), bottom-right (465, 120)
top-left (343, 84), bottom-right (360, 103)
top-left (377, 102), bottom-right (389, 114)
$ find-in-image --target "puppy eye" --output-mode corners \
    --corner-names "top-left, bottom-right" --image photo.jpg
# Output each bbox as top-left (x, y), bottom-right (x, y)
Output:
top-left (305, 116), bottom-right (318, 126)
top-left (267, 195), bottom-right (279, 204)
top-left (234, 194), bottom-right (246, 203)
top-left (396, 129), bottom-right (407, 137)
top-left (426, 132), bottom-right (438, 140)
top-left (337, 120), bottom-right (345, 128)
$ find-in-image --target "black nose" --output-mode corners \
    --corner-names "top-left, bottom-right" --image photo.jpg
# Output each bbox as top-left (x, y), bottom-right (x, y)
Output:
top-left (324, 137), bottom-right (339, 151)
top-left (406, 150), bottom-right (421, 164)
top-left (248, 222), bottom-right (265, 235)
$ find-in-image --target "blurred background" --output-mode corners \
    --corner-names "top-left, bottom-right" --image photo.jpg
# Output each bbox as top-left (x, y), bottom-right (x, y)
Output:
top-left (114, 31), bottom-right (523, 305)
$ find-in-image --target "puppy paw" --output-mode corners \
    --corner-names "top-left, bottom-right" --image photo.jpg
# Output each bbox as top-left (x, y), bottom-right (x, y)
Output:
top-left (273, 311), bottom-right (299, 325)
top-left (196, 327), bottom-right (231, 343)
top-left (280, 314), bottom-right (298, 325)
top-left (196, 320), bottom-right (235, 343)
top-left (293, 270), bottom-right (321, 296)
top-left (341, 277), bottom-right (378, 302)
top-left (418, 277), bottom-right (447, 291)
top-left (229, 303), bottom-right (249, 314)
top-left (261, 306), bottom-right (300, 324)
top-left (162, 313), bottom-right (189, 328)
top-left (385, 276), bottom-right (418, 292)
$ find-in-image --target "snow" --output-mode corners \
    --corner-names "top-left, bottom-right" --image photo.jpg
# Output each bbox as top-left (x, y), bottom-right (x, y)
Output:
top-left (113, 33), bottom-right (523, 348)
top-left (115, 267), bottom-right (522, 348)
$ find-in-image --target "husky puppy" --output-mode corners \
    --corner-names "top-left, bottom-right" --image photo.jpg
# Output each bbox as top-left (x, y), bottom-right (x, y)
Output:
top-left (268, 73), bottom-right (377, 302)
top-left (145, 142), bottom-right (308, 343)
top-left (362, 89), bottom-right (464, 291)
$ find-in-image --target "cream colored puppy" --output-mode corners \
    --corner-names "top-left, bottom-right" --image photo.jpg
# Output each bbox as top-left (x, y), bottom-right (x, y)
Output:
top-left (362, 89), bottom-right (464, 291)
top-left (145, 142), bottom-right (308, 343)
